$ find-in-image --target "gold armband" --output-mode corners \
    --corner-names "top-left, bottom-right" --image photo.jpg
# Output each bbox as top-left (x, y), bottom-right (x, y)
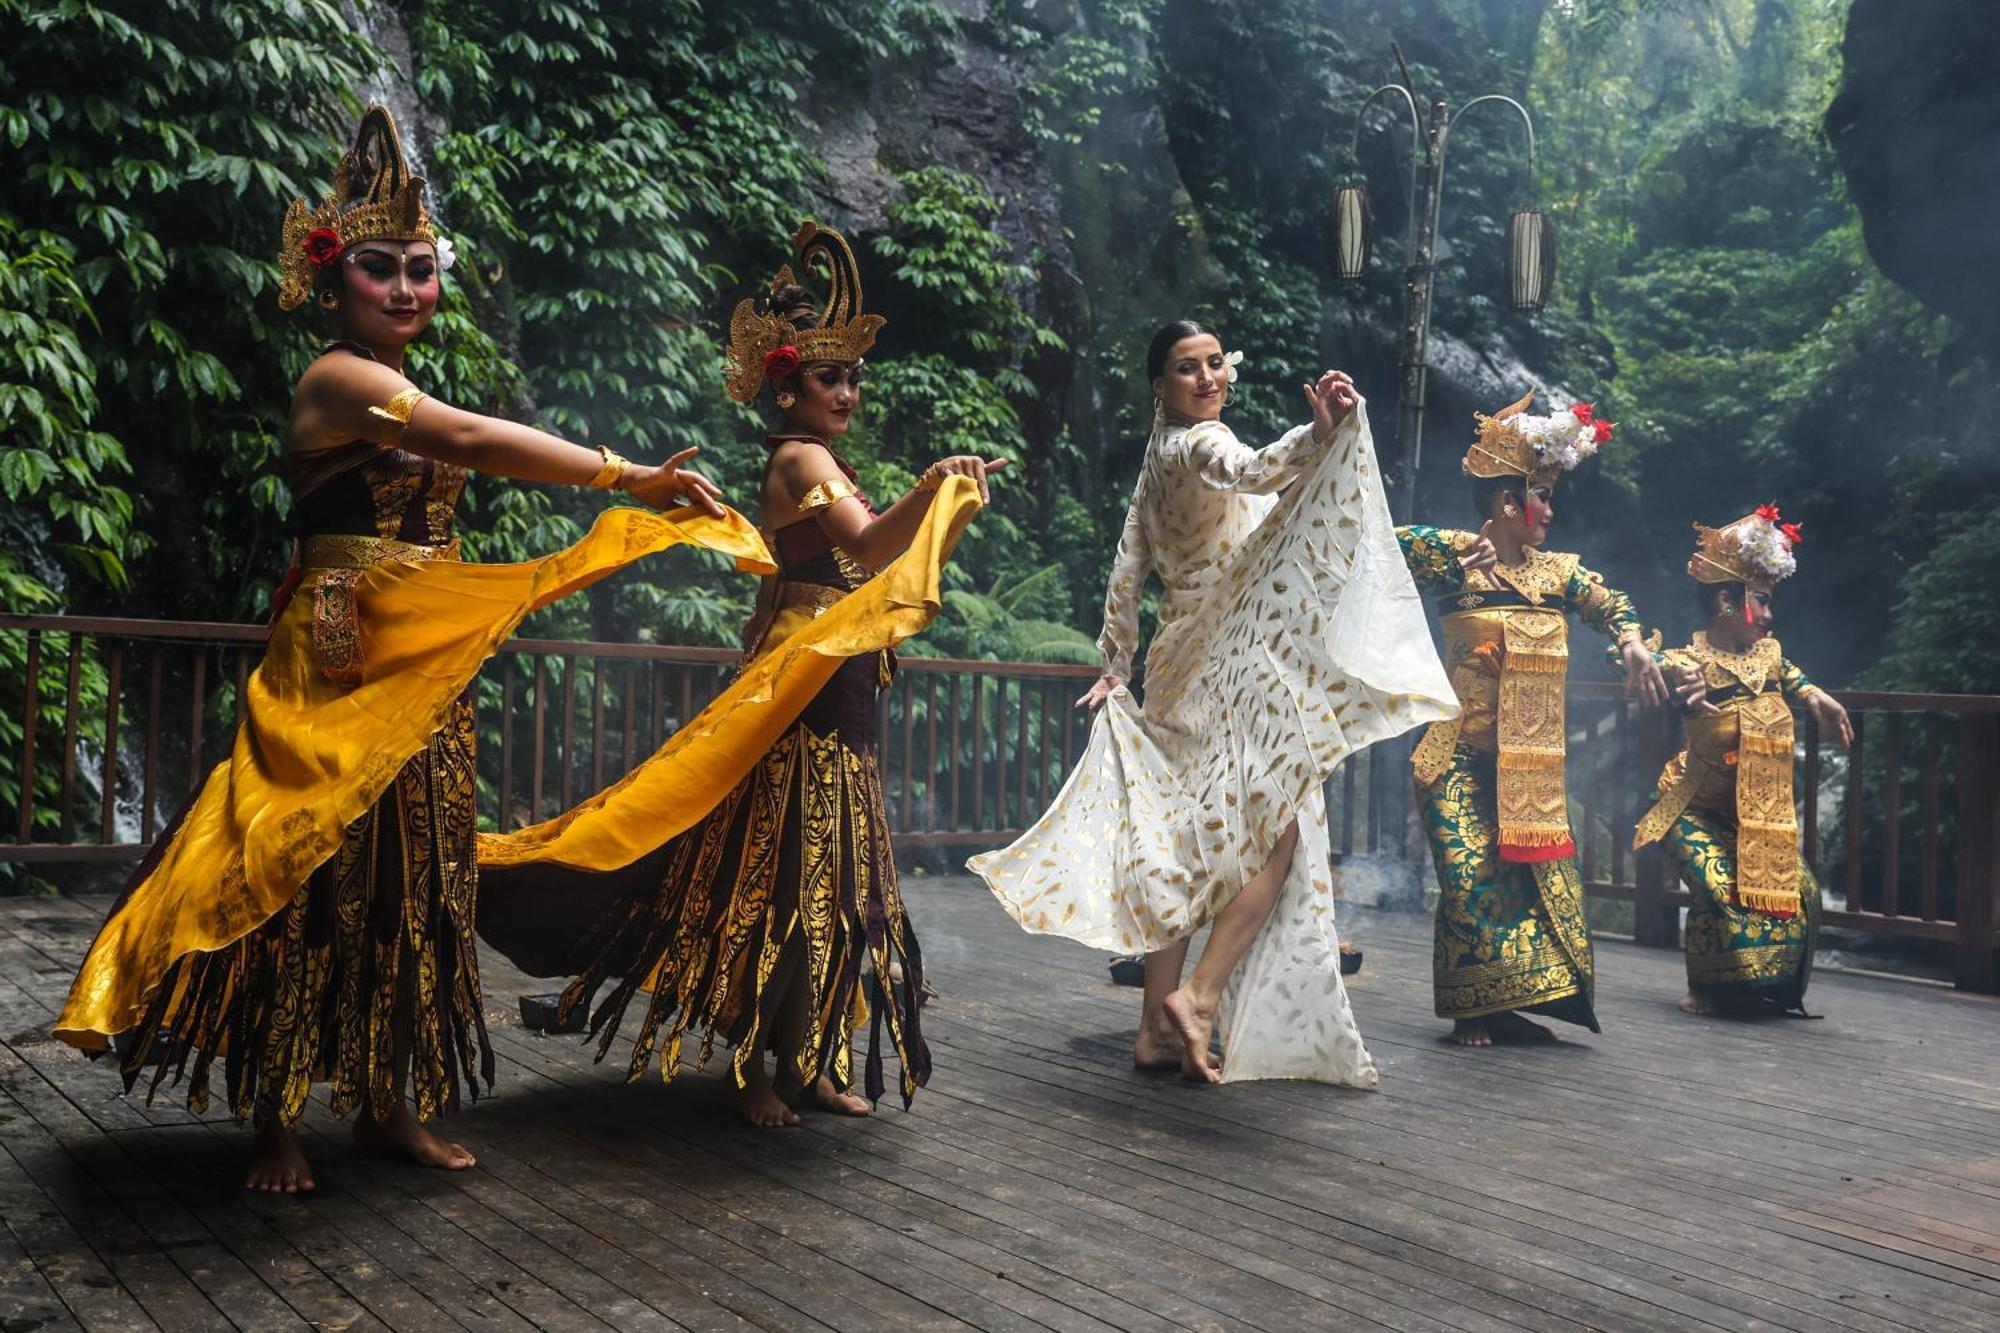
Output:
top-left (587, 446), bottom-right (631, 491)
top-left (797, 477), bottom-right (859, 517)
top-left (365, 387), bottom-right (428, 443)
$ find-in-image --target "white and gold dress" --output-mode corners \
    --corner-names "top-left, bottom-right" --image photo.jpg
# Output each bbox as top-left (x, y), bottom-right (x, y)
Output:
top-left (969, 404), bottom-right (1456, 1084)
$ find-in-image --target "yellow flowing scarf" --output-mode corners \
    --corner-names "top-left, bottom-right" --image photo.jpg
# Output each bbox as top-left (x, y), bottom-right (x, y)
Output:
top-left (478, 475), bottom-right (983, 871)
top-left (57, 503), bottom-right (774, 1049)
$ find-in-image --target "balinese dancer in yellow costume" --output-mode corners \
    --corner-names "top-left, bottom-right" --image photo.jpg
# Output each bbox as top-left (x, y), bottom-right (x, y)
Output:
top-left (1396, 393), bottom-right (1670, 1046)
top-left (53, 107), bottom-right (757, 1194)
top-left (1636, 506), bottom-right (1850, 1016)
top-left (972, 321), bottom-right (1457, 1085)
top-left (476, 222), bottom-right (1000, 1127)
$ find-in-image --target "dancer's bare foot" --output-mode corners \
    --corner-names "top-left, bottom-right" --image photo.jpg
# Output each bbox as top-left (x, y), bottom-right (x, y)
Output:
top-left (353, 1103), bottom-right (476, 1170)
top-left (1162, 986), bottom-right (1221, 1083)
top-left (245, 1122), bottom-right (315, 1193)
top-left (1132, 1010), bottom-right (1182, 1070)
top-left (810, 1076), bottom-right (871, 1117)
top-left (734, 1061), bottom-right (800, 1128)
top-left (1679, 989), bottom-right (1718, 1017)
top-left (1452, 1019), bottom-right (1494, 1048)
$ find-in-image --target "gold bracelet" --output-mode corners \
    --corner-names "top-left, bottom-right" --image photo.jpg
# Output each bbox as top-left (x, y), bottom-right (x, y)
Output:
top-left (587, 446), bottom-right (631, 491)
top-left (916, 462), bottom-right (944, 493)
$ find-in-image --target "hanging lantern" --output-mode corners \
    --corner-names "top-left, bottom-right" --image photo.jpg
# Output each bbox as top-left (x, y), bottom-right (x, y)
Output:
top-left (1332, 183), bottom-right (1371, 281)
top-left (1508, 208), bottom-right (1555, 310)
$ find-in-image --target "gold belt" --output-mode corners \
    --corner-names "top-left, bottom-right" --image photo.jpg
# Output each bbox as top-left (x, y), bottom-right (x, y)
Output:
top-left (301, 533), bottom-right (460, 570)
top-left (777, 581), bottom-right (847, 615)
top-left (298, 535), bottom-right (458, 691)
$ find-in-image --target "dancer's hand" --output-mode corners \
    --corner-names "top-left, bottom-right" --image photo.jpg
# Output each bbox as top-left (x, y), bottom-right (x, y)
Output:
top-left (1807, 689), bottom-right (1854, 747)
top-left (625, 447), bottom-right (726, 518)
top-left (1303, 370), bottom-right (1360, 445)
top-left (918, 455), bottom-right (1010, 503)
top-left (1672, 663), bottom-right (1719, 716)
top-left (1077, 674), bottom-right (1119, 711)
top-left (1623, 640), bottom-right (1669, 708)
top-left (1458, 522), bottom-right (1499, 575)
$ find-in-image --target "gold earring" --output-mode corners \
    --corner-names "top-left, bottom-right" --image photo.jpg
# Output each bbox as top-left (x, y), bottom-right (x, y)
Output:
top-left (318, 287), bottom-right (341, 310)
top-left (776, 391), bottom-right (797, 409)
top-left (1502, 502), bottom-right (1519, 518)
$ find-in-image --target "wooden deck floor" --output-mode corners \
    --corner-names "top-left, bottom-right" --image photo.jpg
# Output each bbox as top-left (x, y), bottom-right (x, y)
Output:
top-left (1, 879), bottom-right (1997, 1332)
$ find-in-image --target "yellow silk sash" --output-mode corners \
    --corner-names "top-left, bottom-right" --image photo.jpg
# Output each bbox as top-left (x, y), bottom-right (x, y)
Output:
top-left (57, 504), bottom-right (774, 1049)
top-left (476, 475), bottom-right (983, 872)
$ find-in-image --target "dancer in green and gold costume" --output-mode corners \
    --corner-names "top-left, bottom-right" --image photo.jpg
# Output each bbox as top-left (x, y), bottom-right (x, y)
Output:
top-left (1635, 506), bottom-right (1851, 1016)
top-left (1397, 393), bottom-right (1669, 1046)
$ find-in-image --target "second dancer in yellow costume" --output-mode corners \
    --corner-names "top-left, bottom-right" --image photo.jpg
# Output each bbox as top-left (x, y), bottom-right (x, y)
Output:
top-left (478, 223), bottom-right (1001, 1126)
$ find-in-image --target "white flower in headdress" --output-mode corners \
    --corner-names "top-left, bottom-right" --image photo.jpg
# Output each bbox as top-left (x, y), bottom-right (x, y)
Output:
top-left (1224, 349), bottom-right (1244, 384)
top-left (434, 234), bottom-right (457, 272)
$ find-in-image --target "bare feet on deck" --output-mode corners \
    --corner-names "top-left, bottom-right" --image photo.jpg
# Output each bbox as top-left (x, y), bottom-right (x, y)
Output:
top-left (1452, 1019), bottom-right (1495, 1047)
top-left (811, 1076), bottom-right (871, 1117)
top-left (1132, 1010), bottom-right (1183, 1070)
top-left (1162, 987), bottom-right (1222, 1083)
top-left (1678, 989), bottom-right (1718, 1017)
top-left (353, 1103), bottom-right (477, 1170)
top-left (735, 1062), bottom-right (800, 1128)
top-left (245, 1122), bottom-right (315, 1194)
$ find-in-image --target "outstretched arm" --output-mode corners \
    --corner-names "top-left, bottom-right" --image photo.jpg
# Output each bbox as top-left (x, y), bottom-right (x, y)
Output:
top-left (1783, 656), bottom-right (1853, 745)
top-left (1079, 494), bottom-right (1154, 710)
top-left (1570, 562), bottom-right (1668, 707)
top-left (1183, 371), bottom-right (1360, 494)
top-left (291, 350), bottom-right (722, 514)
top-left (769, 442), bottom-right (1004, 572)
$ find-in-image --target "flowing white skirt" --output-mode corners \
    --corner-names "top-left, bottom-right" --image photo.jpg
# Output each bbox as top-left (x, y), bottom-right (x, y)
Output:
top-left (968, 406), bottom-right (1456, 1084)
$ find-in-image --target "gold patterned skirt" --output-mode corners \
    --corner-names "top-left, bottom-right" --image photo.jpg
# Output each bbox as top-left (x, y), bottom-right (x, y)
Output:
top-left (1418, 745), bottom-right (1598, 1028)
top-left (478, 654), bottom-right (928, 1106)
top-left (121, 695), bottom-right (486, 1125)
top-left (1666, 805), bottom-right (1818, 1010)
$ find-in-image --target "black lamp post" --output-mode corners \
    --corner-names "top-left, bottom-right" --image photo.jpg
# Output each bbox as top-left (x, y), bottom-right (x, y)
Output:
top-left (1336, 65), bottom-right (1549, 520)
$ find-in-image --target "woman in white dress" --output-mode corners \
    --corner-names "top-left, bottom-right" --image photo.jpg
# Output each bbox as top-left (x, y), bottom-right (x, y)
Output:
top-left (970, 322), bottom-right (1456, 1084)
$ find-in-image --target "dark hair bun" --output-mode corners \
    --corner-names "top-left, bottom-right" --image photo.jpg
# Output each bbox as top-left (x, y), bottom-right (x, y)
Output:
top-left (1146, 319), bottom-right (1216, 380)
top-left (770, 282), bottom-right (820, 327)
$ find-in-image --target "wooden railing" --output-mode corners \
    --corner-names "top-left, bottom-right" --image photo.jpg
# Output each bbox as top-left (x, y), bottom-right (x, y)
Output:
top-left (5, 614), bottom-right (1997, 991)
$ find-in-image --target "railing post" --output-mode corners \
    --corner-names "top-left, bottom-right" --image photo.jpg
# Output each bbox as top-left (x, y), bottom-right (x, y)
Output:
top-left (1953, 712), bottom-right (1999, 992)
top-left (1630, 705), bottom-right (1680, 949)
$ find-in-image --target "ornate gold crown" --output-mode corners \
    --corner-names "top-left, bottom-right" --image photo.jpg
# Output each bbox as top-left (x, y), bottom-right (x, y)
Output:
top-left (277, 105), bottom-right (437, 311)
top-left (1462, 389), bottom-right (1613, 487)
top-left (723, 219), bottom-right (885, 404)
top-left (1688, 505), bottom-right (1800, 593)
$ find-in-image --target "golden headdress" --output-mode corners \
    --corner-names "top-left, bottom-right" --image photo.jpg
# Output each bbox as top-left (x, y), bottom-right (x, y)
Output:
top-left (723, 219), bottom-right (885, 404)
top-left (1463, 389), bottom-right (1615, 487)
top-left (277, 105), bottom-right (439, 312)
top-left (1688, 504), bottom-right (1801, 593)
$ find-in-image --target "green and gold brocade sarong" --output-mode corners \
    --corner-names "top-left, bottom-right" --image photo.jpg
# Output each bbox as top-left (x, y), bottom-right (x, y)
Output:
top-left (1420, 744), bottom-right (1599, 1027)
top-left (1665, 805), bottom-right (1818, 1009)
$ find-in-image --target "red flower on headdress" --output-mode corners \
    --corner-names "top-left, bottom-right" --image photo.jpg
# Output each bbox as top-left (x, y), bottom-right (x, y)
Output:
top-left (1756, 501), bottom-right (1783, 525)
top-left (1570, 402), bottom-right (1595, 425)
top-left (1592, 417), bottom-right (1615, 444)
top-left (1780, 521), bottom-right (1804, 546)
top-left (303, 227), bottom-right (344, 269)
top-left (764, 345), bottom-right (801, 381)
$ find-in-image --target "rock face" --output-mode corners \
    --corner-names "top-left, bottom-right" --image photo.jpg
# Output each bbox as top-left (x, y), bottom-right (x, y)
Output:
top-left (798, 0), bottom-right (1557, 510)
top-left (1826, 0), bottom-right (2000, 348)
